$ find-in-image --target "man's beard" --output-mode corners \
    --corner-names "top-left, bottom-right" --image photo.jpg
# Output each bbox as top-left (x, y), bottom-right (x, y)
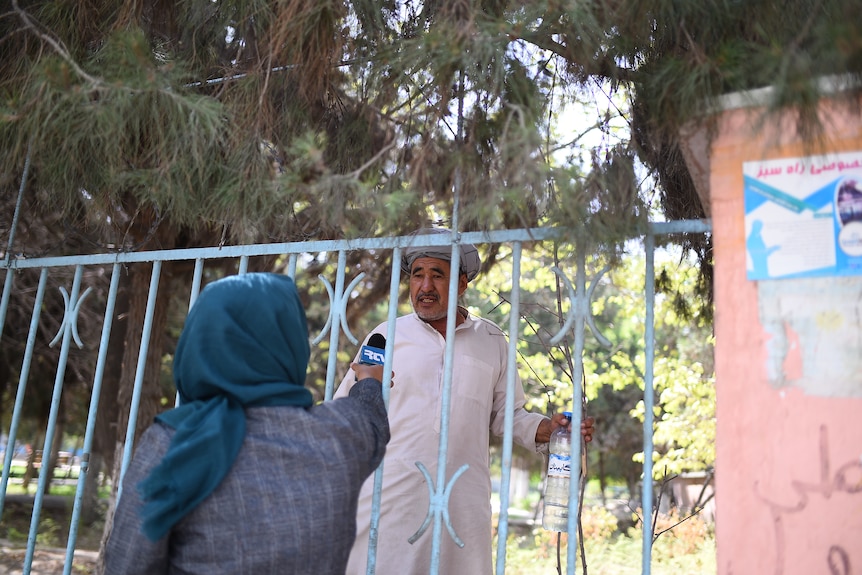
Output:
top-left (412, 292), bottom-right (447, 323)
top-left (416, 308), bottom-right (447, 322)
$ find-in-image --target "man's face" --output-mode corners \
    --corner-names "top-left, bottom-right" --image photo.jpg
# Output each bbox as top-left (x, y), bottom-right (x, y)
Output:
top-left (409, 257), bottom-right (468, 323)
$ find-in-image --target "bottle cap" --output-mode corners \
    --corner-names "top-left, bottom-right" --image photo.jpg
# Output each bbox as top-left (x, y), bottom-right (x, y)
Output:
top-left (563, 411), bottom-right (572, 420)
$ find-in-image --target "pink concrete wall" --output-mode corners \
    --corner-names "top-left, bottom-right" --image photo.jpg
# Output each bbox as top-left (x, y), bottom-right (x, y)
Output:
top-left (709, 99), bottom-right (862, 575)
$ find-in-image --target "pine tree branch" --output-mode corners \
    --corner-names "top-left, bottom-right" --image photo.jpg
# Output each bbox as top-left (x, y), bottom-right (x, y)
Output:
top-left (12, 0), bottom-right (103, 88)
top-left (342, 139), bottom-right (398, 180)
top-left (514, 28), bottom-right (635, 83)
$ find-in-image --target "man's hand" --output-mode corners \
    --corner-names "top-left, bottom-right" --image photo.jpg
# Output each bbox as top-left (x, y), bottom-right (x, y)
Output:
top-left (535, 413), bottom-right (596, 444)
top-left (580, 415), bottom-right (595, 443)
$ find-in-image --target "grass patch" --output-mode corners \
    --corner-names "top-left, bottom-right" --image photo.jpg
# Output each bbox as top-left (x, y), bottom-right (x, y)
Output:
top-left (1, 482), bottom-right (109, 552)
top-left (4, 483), bottom-right (110, 499)
top-left (499, 527), bottom-right (716, 574)
top-left (0, 502), bottom-right (106, 552)
top-left (495, 505), bottom-right (716, 575)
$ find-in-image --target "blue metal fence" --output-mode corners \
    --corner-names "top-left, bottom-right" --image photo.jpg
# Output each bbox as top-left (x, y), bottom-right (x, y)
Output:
top-left (0, 220), bottom-right (711, 574)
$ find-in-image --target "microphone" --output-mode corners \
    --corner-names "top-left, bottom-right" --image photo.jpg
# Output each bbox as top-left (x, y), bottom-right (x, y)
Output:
top-left (359, 333), bottom-right (387, 366)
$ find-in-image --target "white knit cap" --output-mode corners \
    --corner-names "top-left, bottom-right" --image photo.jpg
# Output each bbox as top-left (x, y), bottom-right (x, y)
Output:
top-left (401, 228), bottom-right (481, 282)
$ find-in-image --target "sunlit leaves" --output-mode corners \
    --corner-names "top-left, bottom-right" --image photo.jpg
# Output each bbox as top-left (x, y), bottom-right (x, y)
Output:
top-left (470, 242), bottom-right (714, 482)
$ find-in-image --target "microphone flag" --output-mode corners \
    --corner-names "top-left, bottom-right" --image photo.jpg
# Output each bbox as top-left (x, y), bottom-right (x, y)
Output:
top-left (359, 333), bottom-right (386, 365)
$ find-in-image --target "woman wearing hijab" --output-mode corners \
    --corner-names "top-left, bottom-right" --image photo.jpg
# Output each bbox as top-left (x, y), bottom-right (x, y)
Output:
top-left (104, 273), bottom-right (390, 574)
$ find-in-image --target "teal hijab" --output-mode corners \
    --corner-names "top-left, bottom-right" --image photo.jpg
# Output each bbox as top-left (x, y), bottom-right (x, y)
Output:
top-left (138, 273), bottom-right (312, 540)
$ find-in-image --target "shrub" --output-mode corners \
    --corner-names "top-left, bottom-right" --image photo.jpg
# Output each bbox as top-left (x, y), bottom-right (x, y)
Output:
top-left (580, 505), bottom-right (619, 540)
top-left (631, 508), bottom-right (712, 557)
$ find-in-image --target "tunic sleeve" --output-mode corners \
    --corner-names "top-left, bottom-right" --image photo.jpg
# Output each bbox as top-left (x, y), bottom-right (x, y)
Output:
top-left (486, 326), bottom-right (547, 452)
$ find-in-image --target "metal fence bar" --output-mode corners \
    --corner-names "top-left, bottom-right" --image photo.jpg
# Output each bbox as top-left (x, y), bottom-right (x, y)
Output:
top-left (24, 266), bottom-right (85, 574)
top-left (641, 232), bottom-right (657, 573)
top-left (117, 261), bottom-right (162, 500)
top-left (190, 259), bottom-right (204, 309)
top-left (0, 224), bottom-right (712, 271)
top-left (0, 268), bottom-right (48, 517)
top-left (564, 243), bottom-right (588, 574)
top-left (323, 250), bottom-right (349, 401)
top-left (63, 263), bottom-right (121, 574)
top-left (428, 237), bottom-right (465, 574)
top-left (494, 240), bottom-right (522, 575)
top-left (0, 269), bottom-right (14, 346)
top-left (364, 247), bottom-right (401, 574)
top-left (4, 144), bottom-right (31, 269)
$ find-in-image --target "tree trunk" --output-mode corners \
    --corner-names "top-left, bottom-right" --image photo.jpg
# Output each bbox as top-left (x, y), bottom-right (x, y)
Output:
top-left (509, 453), bottom-right (531, 504)
top-left (21, 448), bottom-right (36, 492)
top-left (84, 271), bottom-right (130, 524)
top-left (42, 417), bottom-right (64, 494)
top-left (80, 452), bottom-right (105, 525)
top-left (84, 270), bottom-right (130, 508)
top-left (21, 428), bottom-right (45, 492)
top-left (598, 450), bottom-right (607, 507)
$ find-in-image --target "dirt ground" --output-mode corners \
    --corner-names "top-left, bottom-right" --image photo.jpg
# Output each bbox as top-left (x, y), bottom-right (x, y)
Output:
top-left (0, 492), bottom-right (104, 575)
top-left (0, 542), bottom-right (97, 575)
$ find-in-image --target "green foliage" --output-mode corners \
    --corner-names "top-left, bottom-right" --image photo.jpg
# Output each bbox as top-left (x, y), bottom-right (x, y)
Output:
top-left (500, 518), bottom-right (716, 575)
top-left (549, 150), bottom-right (648, 249)
top-left (6, 30), bottom-right (234, 224)
top-left (2, 516), bottom-right (64, 547)
top-left (5, 526), bottom-right (28, 544)
top-left (469, 240), bottom-right (715, 490)
top-left (36, 516), bottom-right (62, 547)
top-left (3, 0), bottom-right (859, 251)
top-left (618, 252), bottom-right (716, 476)
top-left (652, 359), bottom-right (716, 474)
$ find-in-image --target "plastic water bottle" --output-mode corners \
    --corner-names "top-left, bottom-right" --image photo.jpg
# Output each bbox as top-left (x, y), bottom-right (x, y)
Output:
top-left (542, 411), bottom-right (572, 531)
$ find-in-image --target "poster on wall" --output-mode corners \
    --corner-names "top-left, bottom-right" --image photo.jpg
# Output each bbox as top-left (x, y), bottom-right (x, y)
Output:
top-left (743, 150), bottom-right (862, 280)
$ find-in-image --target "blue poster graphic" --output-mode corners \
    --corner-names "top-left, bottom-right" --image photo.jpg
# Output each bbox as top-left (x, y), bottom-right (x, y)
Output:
top-left (743, 151), bottom-right (862, 280)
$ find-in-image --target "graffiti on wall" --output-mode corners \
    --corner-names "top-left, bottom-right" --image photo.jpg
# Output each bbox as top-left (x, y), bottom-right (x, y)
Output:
top-left (754, 425), bottom-right (862, 575)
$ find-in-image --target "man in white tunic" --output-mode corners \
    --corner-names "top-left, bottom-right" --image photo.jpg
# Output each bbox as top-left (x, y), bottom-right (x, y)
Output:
top-left (335, 228), bottom-right (594, 575)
